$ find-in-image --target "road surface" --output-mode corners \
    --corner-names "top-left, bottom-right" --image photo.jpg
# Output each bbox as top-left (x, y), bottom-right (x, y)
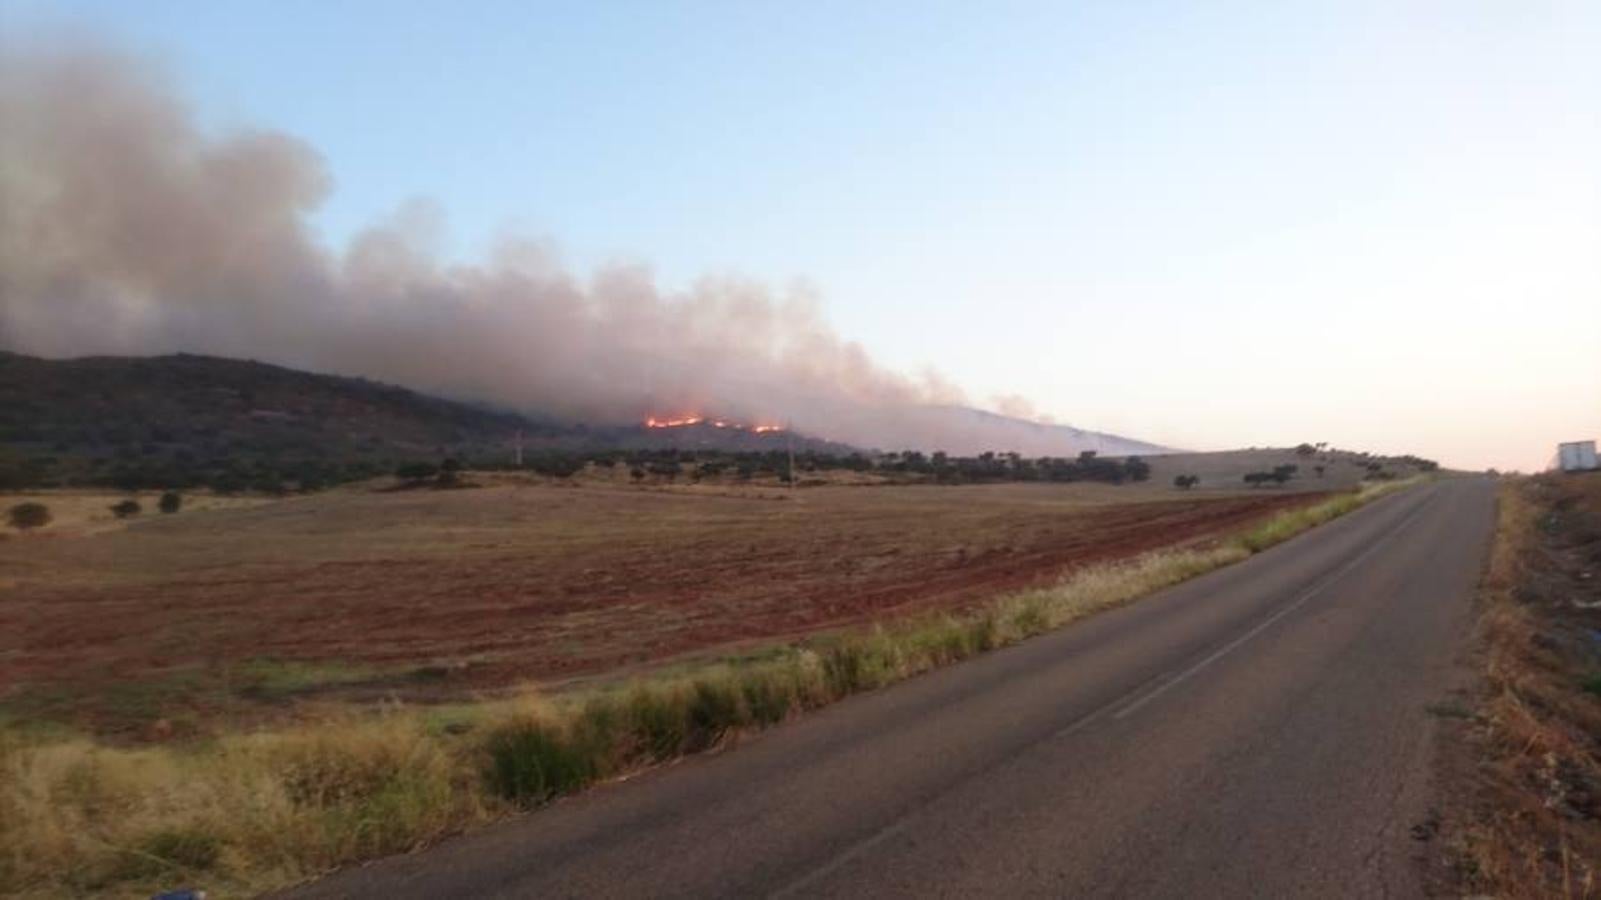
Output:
top-left (296, 476), bottom-right (1494, 898)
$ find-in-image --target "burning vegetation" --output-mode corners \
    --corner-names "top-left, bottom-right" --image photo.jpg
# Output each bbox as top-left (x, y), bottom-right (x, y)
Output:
top-left (644, 416), bottom-right (784, 434)
top-left (0, 38), bottom-right (989, 455)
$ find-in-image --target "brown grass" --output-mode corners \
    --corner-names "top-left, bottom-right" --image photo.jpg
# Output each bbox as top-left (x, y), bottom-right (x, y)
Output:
top-left (1, 489), bottom-right (270, 537)
top-left (1449, 474), bottom-right (1601, 898)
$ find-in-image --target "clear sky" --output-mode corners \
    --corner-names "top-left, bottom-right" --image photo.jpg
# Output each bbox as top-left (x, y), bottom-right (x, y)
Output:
top-left (5, 0), bottom-right (1597, 470)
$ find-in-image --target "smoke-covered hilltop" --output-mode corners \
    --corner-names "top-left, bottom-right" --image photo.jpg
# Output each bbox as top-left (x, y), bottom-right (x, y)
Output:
top-left (0, 352), bottom-right (863, 490)
top-left (0, 36), bottom-right (1164, 458)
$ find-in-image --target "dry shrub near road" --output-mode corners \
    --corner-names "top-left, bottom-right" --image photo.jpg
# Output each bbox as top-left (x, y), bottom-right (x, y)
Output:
top-left (0, 480), bottom-right (1419, 897)
top-left (0, 716), bottom-right (492, 896)
top-left (1451, 474), bottom-right (1601, 898)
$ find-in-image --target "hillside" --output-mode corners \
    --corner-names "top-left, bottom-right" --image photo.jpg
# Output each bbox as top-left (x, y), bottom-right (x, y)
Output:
top-left (889, 405), bottom-right (1171, 457)
top-left (0, 353), bottom-right (847, 491)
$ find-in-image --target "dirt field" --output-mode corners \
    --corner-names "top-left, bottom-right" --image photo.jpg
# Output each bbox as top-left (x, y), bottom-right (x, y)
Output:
top-left (1, 478), bottom-right (1325, 736)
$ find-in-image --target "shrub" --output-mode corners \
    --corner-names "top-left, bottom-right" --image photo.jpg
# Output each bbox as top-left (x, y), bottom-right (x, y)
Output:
top-left (624, 687), bottom-right (688, 760)
top-left (7, 501), bottom-right (50, 531)
top-left (158, 491), bottom-right (182, 514)
top-left (485, 721), bottom-right (594, 804)
top-left (685, 677), bottom-right (746, 749)
top-left (528, 454), bottom-right (584, 478)
top-left (1005, 596), bottom-right (1050, 636)
top-left (739, 670), bottom-right (797, 725)
top-left (395, 462), bottom-right (439, 483)
top-left (110, 499), bottom-right (142, 519)
top-left (437, 458), bottom-right (462, 486)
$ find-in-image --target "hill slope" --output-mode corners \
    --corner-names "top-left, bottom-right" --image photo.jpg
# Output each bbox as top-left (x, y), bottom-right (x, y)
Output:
top-left (0, 352), bottom-right (1175, 492)
top-left (0, 353), bottom-right (847, 490)
top-left (868, 405), bottom-right (1172, 457)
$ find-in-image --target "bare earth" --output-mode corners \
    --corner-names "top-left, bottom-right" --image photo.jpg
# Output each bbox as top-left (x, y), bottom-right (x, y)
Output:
top-left (0, 478), bottom-right (1322, 733)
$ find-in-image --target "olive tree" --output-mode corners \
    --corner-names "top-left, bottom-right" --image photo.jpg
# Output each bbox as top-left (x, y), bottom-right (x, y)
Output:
top-left (7, 502), bottom-right (50, 531)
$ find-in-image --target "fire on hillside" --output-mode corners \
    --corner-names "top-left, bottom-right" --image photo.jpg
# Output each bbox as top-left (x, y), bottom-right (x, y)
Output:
top-left (644, 415), bottom-right (784, 434)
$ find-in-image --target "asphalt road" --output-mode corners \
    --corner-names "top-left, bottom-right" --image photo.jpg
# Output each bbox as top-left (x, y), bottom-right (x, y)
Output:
top-left (297, 476), bottom-right (1495, 899)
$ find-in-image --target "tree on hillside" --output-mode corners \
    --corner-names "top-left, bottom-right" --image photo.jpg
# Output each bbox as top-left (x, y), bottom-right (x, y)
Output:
top-left (395, 462), bottom-right (439, 484)
top-left (438, 457), bottom-right (462, 485)
top-left (158, 491), bottom-right (182, 513)
top-left (1243, 472), bottom-right (1272, 488)
top-left (1173, 474), bottom-right (1199, 490)
top-left (7, 502), bottom-right (50, 531)
top-left (1270, 464), bottom-right (1298, 484)
top-left (1313, 465), bottom-right (1325, 479)
top-left (110, 499), bottom-right (142, 519)
top-left (529, 454), bottom-right (584, 479)
top-left (1124, 456), bottom-right (1152, 482)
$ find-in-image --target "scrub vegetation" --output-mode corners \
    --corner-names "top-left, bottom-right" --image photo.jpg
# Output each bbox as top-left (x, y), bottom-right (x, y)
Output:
top-left (1447, 473), bottom-right (1601, 898)
top-left (0, 478), bottom-right (1418, 897)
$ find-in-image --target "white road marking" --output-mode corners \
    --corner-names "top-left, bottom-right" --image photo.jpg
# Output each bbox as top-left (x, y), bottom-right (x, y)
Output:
top-left (1110, 494), bottom-right (1435, 721)
top-left (770, 487), bottom-right (1436, 898)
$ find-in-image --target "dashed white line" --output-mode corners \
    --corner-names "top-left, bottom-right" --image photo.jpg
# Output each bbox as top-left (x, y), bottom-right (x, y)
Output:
top-left (770, 488), bottom-right (1435, 897)
top-left (1110, 496), bottom-right (1434, 720)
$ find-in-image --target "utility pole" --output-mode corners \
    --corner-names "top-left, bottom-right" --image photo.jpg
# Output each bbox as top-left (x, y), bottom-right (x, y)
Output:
top-left (787, 421), bottom-right (796, 495)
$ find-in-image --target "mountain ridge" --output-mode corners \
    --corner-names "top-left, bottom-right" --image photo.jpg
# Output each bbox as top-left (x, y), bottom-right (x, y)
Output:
top-left (0, 351), bottom-right (1168, 490)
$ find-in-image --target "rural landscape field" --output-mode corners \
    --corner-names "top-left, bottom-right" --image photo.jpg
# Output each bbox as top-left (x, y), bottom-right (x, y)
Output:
top-left (2, 422), bottom-right (1436, 896)
top-left (5, 6), bottom-right (1598, 899)
top-left (0, 355), bottom-right (1458, 897)
top-left (4, 456), bottom-right (1348, 740)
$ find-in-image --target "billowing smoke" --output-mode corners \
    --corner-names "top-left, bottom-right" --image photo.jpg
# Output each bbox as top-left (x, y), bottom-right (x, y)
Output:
top-left (1, 38), bottom-right (1168, 456)
top-left (1, 40), bottom-right (979, 434)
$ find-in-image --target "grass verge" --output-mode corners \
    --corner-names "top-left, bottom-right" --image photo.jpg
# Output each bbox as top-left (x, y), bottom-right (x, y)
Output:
top-left (1447, 474), bottom-right (1601, 897)
top-left (0, 478), bottom-right (1420, 897)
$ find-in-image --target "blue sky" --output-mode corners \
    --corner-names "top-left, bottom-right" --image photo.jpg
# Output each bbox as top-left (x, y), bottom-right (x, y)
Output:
top-left (6, 0), bottom-right (1597, 469)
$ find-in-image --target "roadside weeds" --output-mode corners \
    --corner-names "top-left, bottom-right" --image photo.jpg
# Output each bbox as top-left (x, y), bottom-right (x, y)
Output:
top-left (1444, 474), bottom-right (1601, 899)
top-left (0, 478), bottom-right (1421, 897)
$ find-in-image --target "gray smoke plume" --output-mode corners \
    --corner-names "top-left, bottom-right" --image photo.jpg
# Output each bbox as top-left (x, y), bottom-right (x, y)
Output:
top-left (1, 37), bottom-right (1169, 456)
top-left (0, 39), bottom-right (975, 432)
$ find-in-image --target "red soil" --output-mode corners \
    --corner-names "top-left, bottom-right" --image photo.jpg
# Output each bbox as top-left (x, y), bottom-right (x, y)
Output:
top-left (1, 487), bottom-right (1324, 714)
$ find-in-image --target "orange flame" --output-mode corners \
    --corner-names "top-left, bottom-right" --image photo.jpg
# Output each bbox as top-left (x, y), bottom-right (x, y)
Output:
top-left (644, 415), bottom-right (704, 429)
top-left (643, 415), bottom-right (784, 434)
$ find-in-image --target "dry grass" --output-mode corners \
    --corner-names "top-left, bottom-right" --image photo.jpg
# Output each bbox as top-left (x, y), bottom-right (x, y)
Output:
top-left (1, 489), bottom-right (270, 537)
top-left (0, 715), bottom-right (490, 896)
top-left (1450, 474), bottom-right (1601, 898)
top-left (0, 478), bottom-right (1419, 897)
